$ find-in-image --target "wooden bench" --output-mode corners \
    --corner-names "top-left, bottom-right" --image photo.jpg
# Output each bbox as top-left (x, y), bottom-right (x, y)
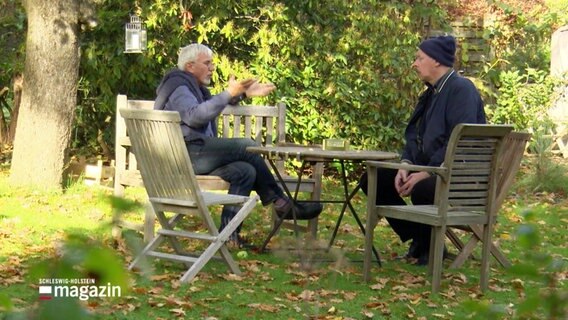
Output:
top-left (114, 94), bottom-right (323, 242)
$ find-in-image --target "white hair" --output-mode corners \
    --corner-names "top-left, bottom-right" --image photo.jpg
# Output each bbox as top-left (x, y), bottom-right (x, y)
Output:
top-left (177, 43), bottom-right (213, 70)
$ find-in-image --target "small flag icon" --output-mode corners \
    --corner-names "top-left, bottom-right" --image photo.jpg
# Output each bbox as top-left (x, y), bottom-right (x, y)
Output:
top-left (39, 286), bottom-right (52, 300)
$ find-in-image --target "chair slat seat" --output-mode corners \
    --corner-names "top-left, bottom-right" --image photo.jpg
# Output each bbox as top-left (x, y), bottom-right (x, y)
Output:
top-left (377, 205), bottom-right (488, 226)
top-left (150, 192), bottom-right (253, 208)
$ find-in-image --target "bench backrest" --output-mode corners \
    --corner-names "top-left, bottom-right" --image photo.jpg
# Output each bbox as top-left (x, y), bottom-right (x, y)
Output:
top-left (114, 94), bottom-right (286, 196)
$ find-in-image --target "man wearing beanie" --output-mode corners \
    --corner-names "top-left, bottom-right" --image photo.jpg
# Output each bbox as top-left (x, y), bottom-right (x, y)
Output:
top-left (360, 35), bottom-right (486, 265)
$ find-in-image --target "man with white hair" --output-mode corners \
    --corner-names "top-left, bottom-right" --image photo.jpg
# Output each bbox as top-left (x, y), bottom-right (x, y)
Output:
top-left (154, 43), bottom-right (323, 248)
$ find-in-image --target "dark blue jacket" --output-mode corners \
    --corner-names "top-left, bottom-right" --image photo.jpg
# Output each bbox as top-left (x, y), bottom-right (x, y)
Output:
top-left (402, 70), bottom-right (486, 166)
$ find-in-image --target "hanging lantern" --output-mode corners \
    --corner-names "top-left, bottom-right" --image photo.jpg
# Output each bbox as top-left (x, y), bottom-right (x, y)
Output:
top-left (124, 15), bottom-right (147, 53)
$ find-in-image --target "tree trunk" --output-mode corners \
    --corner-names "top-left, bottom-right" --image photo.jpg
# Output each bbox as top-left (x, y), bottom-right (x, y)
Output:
top-left (10, 0), bottom-right (81, 188)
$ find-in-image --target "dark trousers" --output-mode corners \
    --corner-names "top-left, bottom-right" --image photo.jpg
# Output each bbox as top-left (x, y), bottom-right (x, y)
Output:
top-left (360, 168), bottom-right (436, 249)
top-left (186, 137), bottom-right (284, 236)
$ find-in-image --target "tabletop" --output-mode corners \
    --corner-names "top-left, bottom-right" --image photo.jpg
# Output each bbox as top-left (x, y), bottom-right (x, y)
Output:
top-left (246, 145), bottom-right (399, 162)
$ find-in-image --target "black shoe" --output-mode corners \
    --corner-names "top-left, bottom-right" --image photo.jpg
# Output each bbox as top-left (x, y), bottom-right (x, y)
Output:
top-left (395, 240), bottom-right (421, 260)
top-left (415, 250), bottom-right (429, 266)
top-left (276, 201), bottom-right (323, 220)
top-left (407, 240), bottom-right (422, 258)
top-left (414, 246), bottom-right (449, 266)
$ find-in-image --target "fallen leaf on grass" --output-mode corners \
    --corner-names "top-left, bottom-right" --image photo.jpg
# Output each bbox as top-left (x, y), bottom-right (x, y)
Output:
top-left (150, 274), bottom-right (171, 281)
top-left (370, 278), bottom-right (389, 290)
top-left (247, 303), bottom-right (280, 313)
top-left (391, 285), bottom-right (408, 292)
top-left (299, 289), bottom-right (315, 301)
top-left (165, 295), bottom-right (193, 308)
top-left (221, 273), bottom-right (243, 281)
top-left (449, 272), bottom-right (468, 285)
top-left (342, 291), bottom-right (357, 301)
top-left (327, 306), bottom-right (336, 314)
top-left (170, 280), bottom-right (181, 289)
top-left (284, 292), bottom-right (299, 301)
top-left (170, 308), bottom-right (186, 317)
top-left (406, 303), bottom-right (416, 316)
top-left (365, 301), bottom-right (391, 315)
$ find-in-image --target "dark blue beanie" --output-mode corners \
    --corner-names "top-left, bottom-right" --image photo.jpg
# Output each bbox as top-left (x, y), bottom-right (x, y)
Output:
top-left (419, 35), bottom-right (456, 67)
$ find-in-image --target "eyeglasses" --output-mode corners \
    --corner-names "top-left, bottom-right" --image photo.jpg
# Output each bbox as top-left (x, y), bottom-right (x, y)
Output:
top-left (193, 60), bottom-right (215, 69)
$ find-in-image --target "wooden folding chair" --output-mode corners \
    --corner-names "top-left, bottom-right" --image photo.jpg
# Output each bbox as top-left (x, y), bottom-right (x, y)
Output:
top-left (363, 124), bottom-right (513, 293)
top-left (446, 131), bottom-right (531, 269)
top-left (120, 108), bottom-right (259, 283)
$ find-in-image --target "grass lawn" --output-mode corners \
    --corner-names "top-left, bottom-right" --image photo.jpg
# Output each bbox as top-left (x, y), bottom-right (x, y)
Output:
top-left (0, 162), bottom-right (567, 319)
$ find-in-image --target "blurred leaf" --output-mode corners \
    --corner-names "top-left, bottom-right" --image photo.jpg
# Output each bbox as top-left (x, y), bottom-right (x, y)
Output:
top-left (107, 195), bottom-right (143, 212)
top-left (516, 296), bottom-right (541, 316)
top-left (516, 224), bottom-right (540, 249)
top-left (37, 298), bottom-right (92, 320)
top-left (0, 292), bottom-right (13, 312)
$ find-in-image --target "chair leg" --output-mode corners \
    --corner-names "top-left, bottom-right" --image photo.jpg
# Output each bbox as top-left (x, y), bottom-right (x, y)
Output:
top-left (363, 212), bottom-right (378, 282)
top-left (156, 212), bottom-right (193, 268)
top-left (448, 225), bottom-right (511, 269)
top-left (470, 225), bottom-right (511, 268)
top-left (430, 226), bottom-right (446, 294)
top-left (307, 217), bottom-right (318, 240)
top-left (450, 236), bottom-right (479, 269)
top-left (180, 196), bottom-right (258, 282)
top-left (428, 229), bottom-right (435, 276)
top-left (480, 222), bottom-right (493, 292)
top-left (129, 235), bottom-right (165, 270)
top-left (215, 197), bottom-right (258, 273)
top-left (143, 204), bottom-right (156, 242)
top-left (446, 229), bottom-right (464, 252)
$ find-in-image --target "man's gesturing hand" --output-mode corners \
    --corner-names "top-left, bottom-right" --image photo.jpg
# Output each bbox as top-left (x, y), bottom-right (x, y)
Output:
top-left (246, 82), bottom-right (276, 97)
top-left (227, 75), bottom-right (255, 97)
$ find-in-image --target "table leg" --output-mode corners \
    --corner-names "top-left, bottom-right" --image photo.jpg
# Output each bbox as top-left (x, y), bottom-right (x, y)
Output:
top-left (327, 161), bottom-right (381, 266)
top-left (266, 159), bottom-right (300, 237)
top-left (260, 158), bottom-right (311, 252)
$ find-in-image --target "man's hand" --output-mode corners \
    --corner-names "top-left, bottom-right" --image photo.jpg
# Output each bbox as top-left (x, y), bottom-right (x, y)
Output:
top-left (394, 169), bottom-right (409, 195)
top-left (246, 82), bottom-right (276, 97)
top-left (227, 75), bottom-right (255, 97)
top-left (395, 170), bottom-right (430, 197)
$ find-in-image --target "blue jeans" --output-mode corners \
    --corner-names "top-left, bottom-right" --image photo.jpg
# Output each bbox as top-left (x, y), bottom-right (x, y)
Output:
top-left (186, 137), bottom-right (284, 237)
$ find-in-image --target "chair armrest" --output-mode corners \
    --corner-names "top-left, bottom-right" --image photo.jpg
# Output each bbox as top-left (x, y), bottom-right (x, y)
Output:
top-left (365, 160), bottom-right (448, 180)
